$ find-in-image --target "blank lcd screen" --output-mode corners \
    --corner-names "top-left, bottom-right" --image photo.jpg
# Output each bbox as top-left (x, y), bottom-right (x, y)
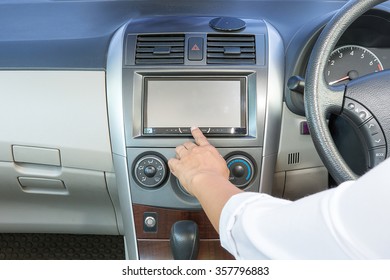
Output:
top-left (144, 78), bottom-right (245, 129)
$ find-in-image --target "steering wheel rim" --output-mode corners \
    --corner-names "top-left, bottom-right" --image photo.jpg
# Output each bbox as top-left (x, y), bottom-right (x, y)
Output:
top-left (304, 0), bottom-right (388, 184)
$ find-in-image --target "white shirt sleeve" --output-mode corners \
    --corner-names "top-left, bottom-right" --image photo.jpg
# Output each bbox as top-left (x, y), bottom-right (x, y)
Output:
top-left (219, 158), bottom-right (390, 259)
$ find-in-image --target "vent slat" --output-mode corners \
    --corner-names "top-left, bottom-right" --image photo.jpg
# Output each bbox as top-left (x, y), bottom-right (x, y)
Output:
top-left (208, 37), bottom-right (255, 42)
top-left (137, 42), bottom-right (185, 47)
top-left (207, 53), bottom-right (255, 59)
top-left (136, 34), bottom-right (185, 65)
top-left (135, 58), bottom-right (185, 65)
top-left (207, 35), bottom-right (256, 65)
top-left (136, 54), bottom-right (185, 59)
top-left (137, 36), bottom-right (185, 42)
top-left (207, 47), bottom-right (255, 53)
top-left (136, 47), bottom-right (184, 53)
top-left (207, 41), bottom-right (255, 47)
top-left (207, 58), bottom-right (256, 64)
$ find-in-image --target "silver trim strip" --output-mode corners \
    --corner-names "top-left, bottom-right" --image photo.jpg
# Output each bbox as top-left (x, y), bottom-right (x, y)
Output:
top-left (107, 23), bottom-right (139, 259)
top-left (260, 21), bottom-right (285, 194)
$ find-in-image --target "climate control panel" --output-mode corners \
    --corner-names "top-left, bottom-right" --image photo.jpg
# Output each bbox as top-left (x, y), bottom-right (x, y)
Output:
top-left (226, 154), bottom-right (255, 188)
top-left (134, 155), bottom-right (167, 188)
top-left (128, 147), bottom-right (262, 209)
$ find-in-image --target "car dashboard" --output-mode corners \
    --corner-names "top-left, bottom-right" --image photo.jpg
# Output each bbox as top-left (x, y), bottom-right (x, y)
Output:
top-left (0, 0), bottom-right (389, 260)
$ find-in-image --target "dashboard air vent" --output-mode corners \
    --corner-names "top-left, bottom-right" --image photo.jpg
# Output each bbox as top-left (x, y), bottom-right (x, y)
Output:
top-left (135, 34), bottom-right (185, 65)
top-left (207, 34), bottom-right (256, 64)
top-left (288, 152), bottom-right (300, 165)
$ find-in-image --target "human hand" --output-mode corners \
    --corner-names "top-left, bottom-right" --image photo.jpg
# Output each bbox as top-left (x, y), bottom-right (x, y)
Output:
top-left (168, 127), bottom-right (230, 196)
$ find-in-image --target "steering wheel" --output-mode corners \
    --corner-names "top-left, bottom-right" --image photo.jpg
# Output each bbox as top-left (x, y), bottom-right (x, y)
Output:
top-left (305, 0), bottom-right (390, 184)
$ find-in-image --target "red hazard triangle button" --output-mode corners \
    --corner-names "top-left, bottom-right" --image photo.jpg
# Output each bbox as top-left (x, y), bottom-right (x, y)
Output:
top-left (188, 37), bottom-right (203, 61)
top-left (191, 44), bottom-right (201, 51)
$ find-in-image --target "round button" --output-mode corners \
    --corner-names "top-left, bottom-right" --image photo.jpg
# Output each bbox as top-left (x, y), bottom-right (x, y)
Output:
top-left (359, 111), bottom-right (367, 120)
top-left (144, 216), bottom-right (156, 228)
top-left (226, 155), bottom-right (255, 188)
top-left (347, 103), bottom-right (355, 110)
top-left (144, 166), bottom-right (157, 177)
top-left (343, 98), bottom-right (372, 126)
top-left (232, 164), bottom-right (246, 178)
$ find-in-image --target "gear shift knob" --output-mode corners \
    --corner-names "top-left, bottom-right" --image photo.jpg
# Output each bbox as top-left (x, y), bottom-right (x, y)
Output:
top-left (170, 220), bottom-right (200, 260)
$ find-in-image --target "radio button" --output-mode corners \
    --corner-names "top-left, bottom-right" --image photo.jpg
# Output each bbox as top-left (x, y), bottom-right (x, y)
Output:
top-left (144, 128), bottom-right (154, 134)
top-left (369, 147), bottom-right (387, 168)
top-left (362, 118), bottom-right (381, 136)
top-left (179, 127), bottom-right (191, 134)
top-left (359, 117), bottom-right (386, 149)
top-left (343, 98), bottom-right (372, 125)
top-left (164, 128), bottom-right (179, 134)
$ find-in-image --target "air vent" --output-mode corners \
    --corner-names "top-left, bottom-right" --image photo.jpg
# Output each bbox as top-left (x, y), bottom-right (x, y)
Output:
top-left (288, 153), bottom-right (300, 165)
top-left (207, 34), bottom-right (256, 64)
top-left (135, 34), bottom-right (185, 65)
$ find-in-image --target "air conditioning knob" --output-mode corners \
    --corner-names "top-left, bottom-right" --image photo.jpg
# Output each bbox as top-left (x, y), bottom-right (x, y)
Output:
top-left (226, 155), bottom-right (255, 188)
top-left (134, 155), bottom-right (167, 188)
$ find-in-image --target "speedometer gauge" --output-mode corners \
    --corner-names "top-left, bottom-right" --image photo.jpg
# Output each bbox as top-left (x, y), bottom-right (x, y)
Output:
top-left (325, 45), bottom-right (384, 86)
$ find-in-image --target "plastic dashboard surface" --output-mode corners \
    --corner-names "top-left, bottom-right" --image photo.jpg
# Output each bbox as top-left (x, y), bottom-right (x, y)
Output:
top-left (0, 0), bottom-right (351, 69)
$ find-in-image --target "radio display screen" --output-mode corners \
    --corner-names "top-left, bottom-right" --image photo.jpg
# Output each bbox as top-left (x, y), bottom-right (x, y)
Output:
top-left (143, 77), bottom-right (247, 136)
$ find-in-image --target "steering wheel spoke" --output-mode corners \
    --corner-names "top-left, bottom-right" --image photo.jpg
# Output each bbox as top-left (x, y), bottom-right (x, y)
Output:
top-left (322, 84), bottom-right (346, 116)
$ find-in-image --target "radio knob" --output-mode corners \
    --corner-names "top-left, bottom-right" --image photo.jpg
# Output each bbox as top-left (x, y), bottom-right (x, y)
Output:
top-left (134, 155), bottom-right (167, 188)
top-left (226, 155), bottom-right (255, 188)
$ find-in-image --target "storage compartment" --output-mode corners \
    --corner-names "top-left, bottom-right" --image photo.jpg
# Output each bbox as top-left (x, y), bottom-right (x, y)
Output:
top-left (0, 71), bottom-right (113, 172)
top-left (0, 162), bottom-right (119, 234)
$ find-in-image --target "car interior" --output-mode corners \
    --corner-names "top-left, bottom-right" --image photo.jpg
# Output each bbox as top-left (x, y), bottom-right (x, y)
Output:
top-left (0, 0), bottom-right (388, 260)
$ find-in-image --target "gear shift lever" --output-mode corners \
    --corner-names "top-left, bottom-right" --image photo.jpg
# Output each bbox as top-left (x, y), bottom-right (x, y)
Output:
top-left (170, 220), bottom-right (200, 260)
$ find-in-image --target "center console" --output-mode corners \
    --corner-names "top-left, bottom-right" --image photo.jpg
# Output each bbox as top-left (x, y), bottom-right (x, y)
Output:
top-left (106, 16), bottom-right (284, 259)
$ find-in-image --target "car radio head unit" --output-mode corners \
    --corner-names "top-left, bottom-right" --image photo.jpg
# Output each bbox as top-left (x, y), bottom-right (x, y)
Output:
top-left (142, 76), bottom-right (247, 136)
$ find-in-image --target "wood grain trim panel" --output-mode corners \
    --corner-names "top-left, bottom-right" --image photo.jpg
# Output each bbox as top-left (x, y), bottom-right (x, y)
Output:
top-left (133, 204), bottom-right (234, 260)
top-left (138, 239), bottom-right (234, 260)
top-left (133, 204), bottom-right (219, 239)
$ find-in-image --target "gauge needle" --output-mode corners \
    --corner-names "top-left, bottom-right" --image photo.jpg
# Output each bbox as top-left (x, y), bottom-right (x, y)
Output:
top-left (328, 70), bottom-right (359, 86)
top-left (328, 76), bottom-right (350, 85)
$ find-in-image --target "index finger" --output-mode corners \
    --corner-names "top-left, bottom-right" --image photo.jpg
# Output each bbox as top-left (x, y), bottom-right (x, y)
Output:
top-left (191, 127), bottom-right (209, 146)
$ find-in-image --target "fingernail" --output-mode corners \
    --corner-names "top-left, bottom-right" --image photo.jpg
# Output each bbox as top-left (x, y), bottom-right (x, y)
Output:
top-left (190, 126), bottom-right (198, 131)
